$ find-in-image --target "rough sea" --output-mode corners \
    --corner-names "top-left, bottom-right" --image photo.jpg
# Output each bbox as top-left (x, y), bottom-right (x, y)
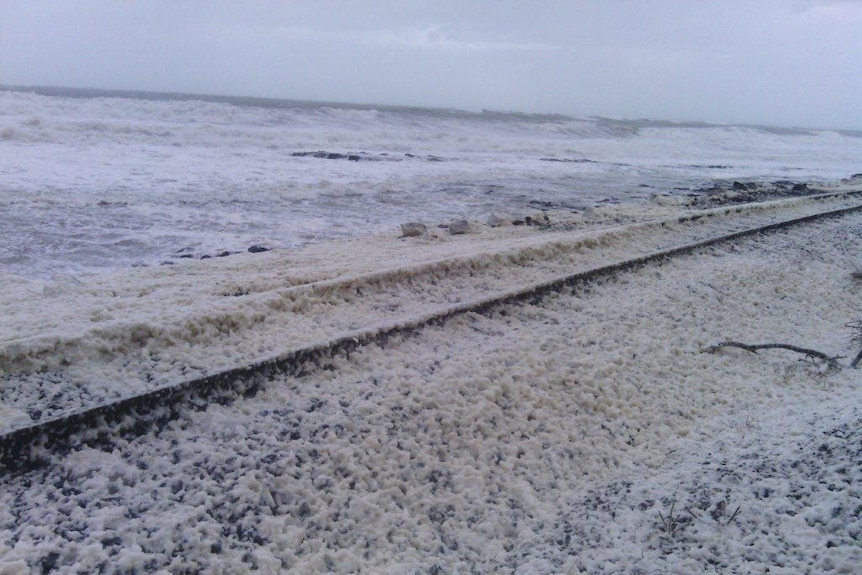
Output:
top-left (2, 85), bottom-right (860, 279)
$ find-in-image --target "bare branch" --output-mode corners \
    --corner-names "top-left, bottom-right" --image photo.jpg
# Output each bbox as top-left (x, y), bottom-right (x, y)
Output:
top-left (703, 341), bottom-right (841, 368)
top-left (726, 505), bottom-right (742, 526)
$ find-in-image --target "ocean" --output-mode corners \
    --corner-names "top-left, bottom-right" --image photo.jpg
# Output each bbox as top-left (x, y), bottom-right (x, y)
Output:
top-left (2, 85), bottom-right (860, 279)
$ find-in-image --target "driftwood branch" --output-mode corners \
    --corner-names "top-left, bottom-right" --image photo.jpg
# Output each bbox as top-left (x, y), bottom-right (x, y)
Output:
top-left (704, 341), bottom-right (841, 368)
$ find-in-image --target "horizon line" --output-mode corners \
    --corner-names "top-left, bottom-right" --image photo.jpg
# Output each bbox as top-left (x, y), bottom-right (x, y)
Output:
top-left (2, 83), bottom-right (860, 135)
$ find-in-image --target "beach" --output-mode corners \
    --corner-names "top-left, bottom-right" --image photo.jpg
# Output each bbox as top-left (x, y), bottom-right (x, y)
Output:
top-left (1, 184), bottom-right (860, 573)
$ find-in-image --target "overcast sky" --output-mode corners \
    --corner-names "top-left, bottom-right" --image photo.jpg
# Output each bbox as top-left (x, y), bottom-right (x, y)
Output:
top-left (1, 1), bottom-right (860, 129)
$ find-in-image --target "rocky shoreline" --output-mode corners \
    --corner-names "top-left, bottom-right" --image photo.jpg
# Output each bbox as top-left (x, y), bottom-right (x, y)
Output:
top-left (142, 176), bottom-right (862, 268)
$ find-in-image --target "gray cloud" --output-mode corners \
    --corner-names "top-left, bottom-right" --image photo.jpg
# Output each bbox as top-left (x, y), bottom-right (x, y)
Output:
top-left (1, 0), bottom-right (859, 128)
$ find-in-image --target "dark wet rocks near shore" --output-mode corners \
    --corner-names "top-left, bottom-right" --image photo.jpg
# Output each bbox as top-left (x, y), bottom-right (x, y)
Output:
top-left (684, 179), bottom-right (828, 208)
top-left (162, 245), bottom-right (270, 265)
top-left (539, 157), bottom-right (595, 163)
top-left (396, 175), bottom-right (858, 244)
top-left (399, 212), bottom-right (557, 239)
top-left (291, 151), bottom-right (443, 162)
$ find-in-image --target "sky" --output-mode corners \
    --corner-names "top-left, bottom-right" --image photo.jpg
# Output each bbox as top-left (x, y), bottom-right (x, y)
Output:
top-left (1, 0), bottom-right (860, 129)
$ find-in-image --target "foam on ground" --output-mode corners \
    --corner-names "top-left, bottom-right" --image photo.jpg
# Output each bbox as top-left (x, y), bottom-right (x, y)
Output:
top-left (1, 205), bottom-right (860, 573)
top-left (2, 189), bottom-right (861, 426)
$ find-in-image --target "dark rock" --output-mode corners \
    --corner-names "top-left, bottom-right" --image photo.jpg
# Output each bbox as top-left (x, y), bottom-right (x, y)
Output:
top-left (529, 200), bottom-right (557, 208)
top-left (291, 151), bottom-right (348, 160)
top-left (792, 182), bottom-right (808, 191)
top-left (171, 479), bottom-right (184, 494)
top-left (248, 245), bottom-right (269, 253)
top-left (40, 552), bottom-right (60, 574)
top-left (731, 181), bottom-right (759, 191)
top-left (540, 157), bottom-right (594, 163)
top-left (101, 536), bottom-right (123, 547)
top-left (292, 150), bottom-right (404, 162)
top-left (524, 214), bottom-right (550, 227)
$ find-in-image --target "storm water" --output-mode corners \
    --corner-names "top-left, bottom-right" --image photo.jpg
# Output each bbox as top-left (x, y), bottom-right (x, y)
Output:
top-left (2, 85), bottom-right (860, 279)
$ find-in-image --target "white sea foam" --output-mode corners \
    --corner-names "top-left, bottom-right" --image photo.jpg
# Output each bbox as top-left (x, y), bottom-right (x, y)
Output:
top-left (2, 190), bottom-right (859, 424)
top-left (1, 87), bottom-right (860, 278)
top-left (1, 205), bottom-right (860, 573)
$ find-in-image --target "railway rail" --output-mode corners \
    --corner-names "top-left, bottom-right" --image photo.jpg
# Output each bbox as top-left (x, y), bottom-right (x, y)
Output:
top-left (2, 190), bottom-right (862, 472)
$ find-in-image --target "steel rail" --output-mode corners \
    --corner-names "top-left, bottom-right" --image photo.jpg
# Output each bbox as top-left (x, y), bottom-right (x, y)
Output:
top-left (3, 194), bottom-right (862, 472)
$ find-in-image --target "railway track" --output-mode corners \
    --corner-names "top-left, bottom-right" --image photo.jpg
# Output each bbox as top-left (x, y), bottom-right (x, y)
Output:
top-left (2, 190), bottom-right (862, 472)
